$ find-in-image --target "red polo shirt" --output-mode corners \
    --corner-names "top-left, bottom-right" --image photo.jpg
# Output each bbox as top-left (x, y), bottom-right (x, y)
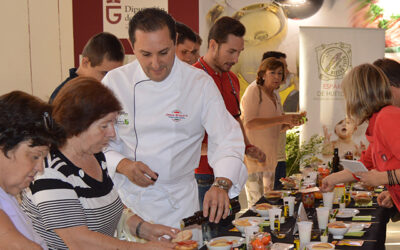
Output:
top-left (193, 57), bottom-right (241, 174)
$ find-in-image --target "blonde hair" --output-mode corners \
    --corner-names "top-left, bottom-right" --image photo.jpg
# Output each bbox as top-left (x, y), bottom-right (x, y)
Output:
top-left (341, 63), bottom-right (392, 124)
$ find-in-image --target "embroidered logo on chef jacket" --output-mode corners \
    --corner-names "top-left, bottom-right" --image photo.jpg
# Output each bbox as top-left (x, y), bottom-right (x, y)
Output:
top-left (166, 109), bottom-right (188, 122)
top-left (116, 111), bottom-right (129, 125)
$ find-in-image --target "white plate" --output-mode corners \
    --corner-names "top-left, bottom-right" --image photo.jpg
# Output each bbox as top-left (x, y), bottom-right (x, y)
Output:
top-left (348, 223), bottom-right (364, 232)
top-left (207, 236), bottom-right (244, 248)
top-left (336, 208), bottom-right (360, 218)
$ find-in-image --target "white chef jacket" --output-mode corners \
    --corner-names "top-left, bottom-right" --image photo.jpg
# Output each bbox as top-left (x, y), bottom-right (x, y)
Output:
top-left (102, 57), bottom-right (247, 228)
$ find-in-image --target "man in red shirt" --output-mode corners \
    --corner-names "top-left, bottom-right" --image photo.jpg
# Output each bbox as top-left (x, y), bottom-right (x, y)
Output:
top-left (193, 17), bottom-right (265, 209)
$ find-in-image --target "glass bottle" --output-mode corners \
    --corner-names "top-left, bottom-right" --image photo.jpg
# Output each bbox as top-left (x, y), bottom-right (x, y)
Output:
top-left (180, 199), bottom-right (241, 228)
top-left (332, 148), bottom-right (340, 173)
top-left (273, 214), bottom-right (280, 232)
top-left (283, 201), bottom-right (289, 218)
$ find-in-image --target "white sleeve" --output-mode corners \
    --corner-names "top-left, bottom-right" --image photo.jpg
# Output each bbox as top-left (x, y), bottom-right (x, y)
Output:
top-left (201, 79), bottom-right (247, 198)
top-left (102, 73), bottom-right (128, 180)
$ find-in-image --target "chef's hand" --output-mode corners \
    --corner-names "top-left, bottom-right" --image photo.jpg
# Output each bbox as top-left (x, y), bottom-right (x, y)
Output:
top-left (377, 191), bottom-right (393, 208)
top-left (245, 145), bottom-right (266, 163)
top-left (203, 178), bottom-right (232, 223)
top-left (138, 222), bottom-right (179, 242)
top-left (356, 169), bottom-right (388, 186)
top-left (117, 158), bottom-right (158, 187)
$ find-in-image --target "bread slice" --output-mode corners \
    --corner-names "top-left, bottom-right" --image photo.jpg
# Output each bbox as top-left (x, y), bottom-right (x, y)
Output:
top-left (172, 230), bottom-right (192, 243)
top-left (312, 242), bottom-right (334, 249)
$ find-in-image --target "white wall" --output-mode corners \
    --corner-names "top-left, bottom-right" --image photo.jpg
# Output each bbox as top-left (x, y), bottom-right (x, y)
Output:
top-left (0, 0), bottom-right (74, 101)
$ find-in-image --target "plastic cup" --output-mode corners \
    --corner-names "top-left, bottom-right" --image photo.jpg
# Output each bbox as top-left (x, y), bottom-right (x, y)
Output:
top-left (323, 192), bottom-right (334, 209)
top-left (297, 221), bottom-right (313, 248)
top-left (268, 208), bottom-right (282, 230)
top-left (283, 196), bottom-right (295, 216)
top-left (316, 207), bottom-right (330, 230)
top-left (245, 225), bottom-right (259, 247)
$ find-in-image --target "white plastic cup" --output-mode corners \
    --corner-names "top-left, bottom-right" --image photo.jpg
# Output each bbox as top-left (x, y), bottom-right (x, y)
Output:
top-left (268, 208), bottom-right (282, 230)
top-left (320, 235), bottom-right (328, 243)
top-left (316, 207), bottom-right (330, 230)
top-left (322, 192), bottom-right (334, 209)
top-left (297, 221), bottom-right (313, 248)
top-left (283, 196), bottom-right (296, 216)
top-left (339, 202), bottom-right (346, 209)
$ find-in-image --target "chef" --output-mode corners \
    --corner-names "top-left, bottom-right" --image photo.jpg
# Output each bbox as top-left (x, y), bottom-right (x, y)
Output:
top-left (102, 7), bottom-right (247, 238)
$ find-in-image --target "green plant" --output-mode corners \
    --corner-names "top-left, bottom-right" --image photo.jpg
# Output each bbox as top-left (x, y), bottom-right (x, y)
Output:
top-left (285, 127), bottom-right (324, 176)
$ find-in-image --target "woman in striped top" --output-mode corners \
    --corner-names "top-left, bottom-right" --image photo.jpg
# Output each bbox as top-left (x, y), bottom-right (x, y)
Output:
top-left (21, 77), bottom-right (177, 249)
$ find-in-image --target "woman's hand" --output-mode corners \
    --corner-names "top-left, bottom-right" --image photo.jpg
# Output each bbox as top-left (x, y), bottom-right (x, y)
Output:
top-left (283, 112), bottom-right (307, 127)
top-left (377, 191), bottom-right (393, 208)
top-left (320, 170), bottom-right (355, 192)
top-left (136, 222), bottom-right (179, 242)
top-left (355, 169), bottom-right (388, 186)
top-left (320, 174), bottom-right (337, 192)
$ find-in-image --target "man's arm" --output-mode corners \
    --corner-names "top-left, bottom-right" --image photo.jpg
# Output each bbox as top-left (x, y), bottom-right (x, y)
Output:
top-left (201, 118), bottom-right (265, 162)
top-left (237, 117), bottom-right (266, 162)
top-left (200, 79), bottom-right (247, 223)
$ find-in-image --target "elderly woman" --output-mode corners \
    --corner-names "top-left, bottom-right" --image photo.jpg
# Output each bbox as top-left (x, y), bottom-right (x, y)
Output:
top-left (321, 63), bottom-right (400, 212)
top-left (21, 77), bottom-right (177, 249)
top-left (0, 91), bottom-right (59, 249)
top-left (241, 58), bottom-right (305, 207)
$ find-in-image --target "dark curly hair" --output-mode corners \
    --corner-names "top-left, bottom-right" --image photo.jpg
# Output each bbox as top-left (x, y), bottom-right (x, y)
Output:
top-left (52, 77), bottom-right (122, 146)
top-left (0, 91), bottom-right (62, 157)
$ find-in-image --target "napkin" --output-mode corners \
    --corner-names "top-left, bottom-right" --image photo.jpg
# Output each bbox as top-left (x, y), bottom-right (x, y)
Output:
top-left (352, 216), bottom-right (372, 221)
top-left (344, 231), bottom-right (365, 237)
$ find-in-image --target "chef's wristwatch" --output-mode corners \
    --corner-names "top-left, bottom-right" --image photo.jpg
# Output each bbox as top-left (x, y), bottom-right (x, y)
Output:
top-left (212, 179), bottom-right (230, 191)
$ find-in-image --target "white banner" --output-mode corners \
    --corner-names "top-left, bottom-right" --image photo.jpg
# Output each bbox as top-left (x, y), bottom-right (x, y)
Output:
top-left (299, 27), bottom-right (385, 160)
top-left (103, 0), bottom-right (168, 39)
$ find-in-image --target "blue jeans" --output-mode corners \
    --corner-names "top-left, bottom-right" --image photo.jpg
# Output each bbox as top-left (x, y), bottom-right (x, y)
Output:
top-left (195, 173), bottom-right (214, 210)
top-left (274, 161), bottom-right (286, 190)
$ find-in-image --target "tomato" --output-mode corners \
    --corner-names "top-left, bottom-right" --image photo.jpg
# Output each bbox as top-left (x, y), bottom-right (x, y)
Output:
top-left (177, 240), bottom-right (197, 246)
top-left (261, 235), bottom-right (271, 245)
top-left (251, 239), bottom-right (264, 249)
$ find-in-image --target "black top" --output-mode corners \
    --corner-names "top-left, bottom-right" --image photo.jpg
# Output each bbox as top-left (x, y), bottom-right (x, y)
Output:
top-left (49, 68), bottom-right (78, 103)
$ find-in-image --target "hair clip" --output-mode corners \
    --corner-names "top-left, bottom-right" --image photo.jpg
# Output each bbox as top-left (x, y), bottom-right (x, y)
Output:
top-left (43, 112), bottom-right (53, 131)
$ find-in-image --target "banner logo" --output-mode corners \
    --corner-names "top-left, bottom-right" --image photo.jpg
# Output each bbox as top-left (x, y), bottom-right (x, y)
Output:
top-left (316, 42), bottom-right (352, 81)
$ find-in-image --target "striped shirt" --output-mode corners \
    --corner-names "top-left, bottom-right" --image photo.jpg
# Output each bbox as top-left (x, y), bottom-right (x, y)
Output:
top-left (21, 150), bottom-right (123, 250)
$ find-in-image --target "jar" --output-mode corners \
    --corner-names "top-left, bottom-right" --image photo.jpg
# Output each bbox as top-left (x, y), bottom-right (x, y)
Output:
top-left (333, 183), bottom-right (345, 204)
top-left (317, 165), bottom-right (330, 187)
